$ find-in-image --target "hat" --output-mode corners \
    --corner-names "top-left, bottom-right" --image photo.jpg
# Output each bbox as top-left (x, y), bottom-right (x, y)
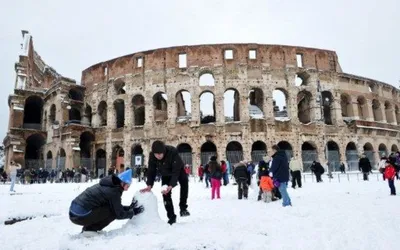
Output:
top-left (118, 169), bottom-right (132, 185)
top-left (210, 156), bottom-right (217, 161)
top-left (152, 140), bottom-right (166, 154)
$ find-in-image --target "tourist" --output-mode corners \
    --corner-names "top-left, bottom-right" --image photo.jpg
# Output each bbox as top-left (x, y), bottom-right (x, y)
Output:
top-left (289, 154), bottom-right (303, 188)
top-left (9, 160), bottom-right (21, 192)
top-left (269, 145), bottom-right (292, 207)
top-left (233, 161), bottom-right (250, 200)
top-left (209, 156), bottom-right (222, 199)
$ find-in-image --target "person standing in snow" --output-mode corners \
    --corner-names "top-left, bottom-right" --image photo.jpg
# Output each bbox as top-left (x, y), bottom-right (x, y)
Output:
top-left (69, 169), bottom-right (144, 235)
top-left (289, 154), bottom-right (303, 189)
top-left (310, 161), bottom-right (324, 182)
top-left (257, 158), bottom-right (270, 201)
top-left (260, 169), bottom-right (274, 203)
top-left (198, 164), bottom-right (204, 182)
top-left (209, 156), bottom-right (222, 199)
top-left (384, 156), bottom-right (397, 195)
top-left (269, 145), bottom-right (292, 207)
top-left (140, 140), bottom-right (190, 225)
top-left (359, 154), bottom-right (372, 181)
top-left (220, 160), bottom-right (229, 186)
top-left (9, 161), bottom-right (21, 192)
top-left (233, 161), bottom-right (250, 199)
top-left (378, 154), bottom-right (388, 180)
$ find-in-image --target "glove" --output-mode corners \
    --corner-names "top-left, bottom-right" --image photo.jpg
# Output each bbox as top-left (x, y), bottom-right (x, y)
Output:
top-left (129, 198), bottom-right (139, 210)
top-left (133, 205), bottom-right (144, 215)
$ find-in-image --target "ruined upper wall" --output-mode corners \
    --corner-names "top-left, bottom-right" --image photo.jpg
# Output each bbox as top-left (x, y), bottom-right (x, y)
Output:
top-left (80, 44), bottom-right (342, 89)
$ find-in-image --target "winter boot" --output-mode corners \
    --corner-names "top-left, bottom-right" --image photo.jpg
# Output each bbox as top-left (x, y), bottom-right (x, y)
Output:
top-left (168, 215), bottom-right (177, 225)
top-left (180, 210), bottom-right (190, 217)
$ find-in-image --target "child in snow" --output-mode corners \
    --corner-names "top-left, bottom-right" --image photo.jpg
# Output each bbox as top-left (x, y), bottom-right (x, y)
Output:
top-left (233, 161), bottom-right (250, 199)
top-left (260, 169), bottom-right (274, 203)
top-left (384, 156), bottom-right (397, 195)
top-left (209, 156), bottom-right (222, 199)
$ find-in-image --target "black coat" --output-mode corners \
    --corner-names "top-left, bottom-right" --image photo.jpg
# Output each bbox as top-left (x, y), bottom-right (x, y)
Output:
top-left (311, 162), bottom-right (325, 174)
top-left (72, 175), bottom-right (133, 220)
top-left (209, 161), bottom-right (222, 179)
top-left (146, 145), bottom-right (184, 187)
top-left (269, 150), bottom-right (290, 182)
top-left (359, 157), bottom-right (372, 173)
top-left (233, 164), bottom-right (250, 180)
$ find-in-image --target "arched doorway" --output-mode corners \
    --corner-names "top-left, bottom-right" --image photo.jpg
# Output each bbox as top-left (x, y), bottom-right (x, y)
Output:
top-left (23, 96), bottom-right (44, 130)
top-left (46, 151), bottom-right (53, 169)
top-left (391, 144), bottom-right (398, 154)
top-left (301, 142), bottom-right (318, 172)
top-left (345, 142), bottom-right (358, 171)
top-left (277, 141), bottom-right (293, 160)
top-left (200, 141), bottom-right (217, 165)
top-left (363, 143), bottom-right (375, 167)
top-left (25, 134), bottom-right (45, 169)
top-left (326, 141), bottom-right (340, 171)
top-left (57, 148), bottom-right (66, 170)
top-left (131, 144), bottom-right (144, 167)
top-left (79, 132), bottom-right (95, 170)
top-left (378, 143), bottom-right (388, 157)
top-left (177, 143), bottom-right (193, 167)
top-left (251, 141), bottom-right (267, 163)
top-left (95, 149), bottom-right (106, 177)
top-left (226, 141), bottom-right (243, 164)
top-left (112, 145), bottom-right (125, 172)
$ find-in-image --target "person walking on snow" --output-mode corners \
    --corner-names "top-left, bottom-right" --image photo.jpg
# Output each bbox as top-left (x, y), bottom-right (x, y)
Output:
top-left (69, 169), bottom-right (144, 235)
top-left (9, 160), bottom-right (21, 192)
top-left (359, 154), bottom-right (372, 181)
top-left (269, 145), bottom-right (292, 207)
top-left (289, 154), bottom-right (303, 188)
top-left (233, 161), bottom-right (250, 199)
top-left (140, 140), bottom-right (190, 225)
top-left (384, 156), bottom-right (397, 195)
top-left (209, 156), bottom-right (222, 199)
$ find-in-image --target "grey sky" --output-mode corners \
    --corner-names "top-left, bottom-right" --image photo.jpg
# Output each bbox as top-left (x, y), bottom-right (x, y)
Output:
top-left (0, 0), bottom-right (399, 135)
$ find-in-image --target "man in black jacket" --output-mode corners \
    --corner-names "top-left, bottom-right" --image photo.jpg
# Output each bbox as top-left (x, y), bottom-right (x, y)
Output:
top-left (140, 140), bottom-right (190, 225)
top-left (69, 169), bottom-right (143, 235)
top-left (359, 154), bottom-right (372, 181)
top-left (233, 161), bottom-right (250, 199)
top-left (269, 145), bottom-right (292, 207)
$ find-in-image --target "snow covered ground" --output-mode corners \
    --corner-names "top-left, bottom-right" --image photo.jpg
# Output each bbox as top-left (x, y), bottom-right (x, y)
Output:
top-left (1, 173), bottom-right (399, 250)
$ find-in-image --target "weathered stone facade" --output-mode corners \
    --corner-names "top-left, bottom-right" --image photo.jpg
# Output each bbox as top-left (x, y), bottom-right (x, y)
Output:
top-left (3, 31), bottom-right (400, 174)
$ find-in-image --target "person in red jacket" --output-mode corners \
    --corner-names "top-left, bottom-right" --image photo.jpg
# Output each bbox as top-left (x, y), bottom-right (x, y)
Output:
top-left (184, 164), bottom-right (191, 175)
top-left (384, 156), bottom-right (397, 196)
top-left (198, 165), bottom-right (204, 182)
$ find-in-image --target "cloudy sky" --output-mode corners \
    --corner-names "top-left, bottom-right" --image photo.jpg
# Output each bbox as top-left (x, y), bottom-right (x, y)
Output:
top-left (0, 0), bottom-right (399, 134)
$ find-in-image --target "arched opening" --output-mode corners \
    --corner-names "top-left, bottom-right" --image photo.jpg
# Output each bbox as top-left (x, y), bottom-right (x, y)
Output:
top-left (114, 79), bottom-right (126, 95)
top-left (199, 72), bottom-right (215, 86)
top-left (326, 140), bottom-right (340, 171)
top-left (378, 143), bottom-right (388, 157)
top-left (372, 99), bottom-right (383, 122)
top-left (340, 94), bottom-right (353, 118)
top-left (113, 99), bottom-right (125, 128)
top-left (112, 146), bottom-right (125, 173)
top-left (68, 107), bottom-right (81, 124)
top-left (395, 105), bottom-right (400, 124)
top-left (131, 144), bottom-right (144, 167)
top-left (95, 149), bottom-right (106, 177)
top-left (80, 132), bottom-right (95, 170)
top-left (68, 89), bottom-right (83, 102)
top-left (297, 91), bottom-right (312, 124)
top-left (321, 91), bottom-right (334, 125)
top-left (301, 142), bottom-right (318, 172)
top-left (46, 151), bottom-right (53, 169)
top-left (23, 96), bottom-right (44, 129)
top-left (277, 141), bottom-right (293, 160)
top-left (98, 101), bottom-right (107, 126)
top-left (357, 96), bottom-right (368, 120)
top-left (363, 143), bottom-right (376, 166)
top-left (57, 148), bottom-right (66, 170)
top-left (385, 101), bottom-right (394, 123)
top-left (273, 89), bottom-right (289, 119)
top-left (224, 89), bottom-right (240, 122)
top-left (200, 91), bottom-right (216, 124)
top-left (391, 144), bottom-right (398, 153)
top-left (251, 141), bottom-right (267, 163)
top-left (345, 142), bottom-right (358, 171)
top-left (249, 88), bottom-right (264, 118)
top-left (200, 141), bottom-right (217, 164)
top-left (177, 143), bottom-right (193, 167)
top-left (132, 95), bottom-right (145, 126)
top-left (294, 72), bottom-right (310, 86)
top-left (176, 90), bottom-right (191, 121)
top-left (83, 105), bottom-right (92, 126)
top-left (25, 134), bottom-right (45, 169)
top-left (153, 92), bottom-right (168, 121)
top-left (49, 104), bottom-right (56, 124)
top-left (226, 141), bottom-right (243, 164)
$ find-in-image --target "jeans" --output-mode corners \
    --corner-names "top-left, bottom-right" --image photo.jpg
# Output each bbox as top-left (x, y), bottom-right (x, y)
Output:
top-left (205, 174), bottom-right (211, 188)
top-left (278, 182), bottom-right (292, 206)
top-left (10, 174), bottom-right (16, 192)
top-left (388, 179), bottom-right (396, 195)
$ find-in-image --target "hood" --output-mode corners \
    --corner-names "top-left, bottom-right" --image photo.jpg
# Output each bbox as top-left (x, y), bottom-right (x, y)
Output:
top-left (99, 175), bottom-right (122, 189)
top-left (273, 150), bottom-right (287, 159)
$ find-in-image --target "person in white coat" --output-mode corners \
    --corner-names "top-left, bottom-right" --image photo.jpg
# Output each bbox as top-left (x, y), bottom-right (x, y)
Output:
top-left (9, 161), bottom-right (22, 192)
top-left (289, 155), bottom-right (303, 188)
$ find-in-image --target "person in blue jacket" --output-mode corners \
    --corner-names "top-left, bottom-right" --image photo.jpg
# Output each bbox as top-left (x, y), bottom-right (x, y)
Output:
top-left (69, 169), bottom-right (144, 234)
top-left (269, 145), bottom-right (292, 207)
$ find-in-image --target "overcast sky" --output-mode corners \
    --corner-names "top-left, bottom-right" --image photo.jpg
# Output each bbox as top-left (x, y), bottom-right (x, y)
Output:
top-left (0, 0), bottom-right (399, 135)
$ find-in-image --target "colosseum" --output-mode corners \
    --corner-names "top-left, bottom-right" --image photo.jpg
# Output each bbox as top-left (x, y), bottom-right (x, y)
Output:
top-left (3, 30), bottom-right (400, 176)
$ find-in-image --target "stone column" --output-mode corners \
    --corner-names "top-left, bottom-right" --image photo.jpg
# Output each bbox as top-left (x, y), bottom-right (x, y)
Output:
top-left (379, 103), bottom-right (387, 123)
top-left (366, 100), bottom-right (374, 122)
top-left (351, 97), bottom-right (360, 120)
top-left (191, 89), bottom-right (200, 126)
top-left (215, 89), bottom-right (225, 125)
top-left (264, 87), bottom-right (274, 122)
top-left (168, 98), bottom-right (177, 126)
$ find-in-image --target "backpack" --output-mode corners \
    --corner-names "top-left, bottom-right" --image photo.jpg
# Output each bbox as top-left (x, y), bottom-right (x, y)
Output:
top-left (214, 170), bottom-right (222, 180)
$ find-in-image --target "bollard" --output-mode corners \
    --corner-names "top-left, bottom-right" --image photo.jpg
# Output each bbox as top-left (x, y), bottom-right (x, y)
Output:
top-left (338, 173), bottom-right (340, 183)
top-left (347, 173), bottom-right (350, 181)
top-left (357, 173), bottom-right (359, 182)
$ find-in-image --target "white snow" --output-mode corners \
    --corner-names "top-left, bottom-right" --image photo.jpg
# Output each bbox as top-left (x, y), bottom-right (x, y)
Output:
top-left (1, 175), bottom-right (400, 250)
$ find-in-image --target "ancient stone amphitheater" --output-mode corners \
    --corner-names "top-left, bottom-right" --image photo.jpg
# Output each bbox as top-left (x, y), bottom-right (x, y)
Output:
top-left (4, 31), bottom-right (400, 175)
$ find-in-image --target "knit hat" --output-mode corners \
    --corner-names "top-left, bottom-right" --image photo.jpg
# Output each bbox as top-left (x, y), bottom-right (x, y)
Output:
top-left (210, 156), bottom-right (217, 161)
top-left (152, 140), bottom-right (166, 154)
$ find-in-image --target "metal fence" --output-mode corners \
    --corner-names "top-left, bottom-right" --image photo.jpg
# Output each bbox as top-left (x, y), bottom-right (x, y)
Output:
top-left (179, 152), bottom-right (193, 166)
top-left (57, 157), bottom-right (66, 170)
top-left (251, 150), bottom-right (266, 163)
top-left (327, 150), bottom-right (340, 171)
top-left (96, 157), bottom-right (106, 177)
top-left (345, 150), bottom-right (359, 171)
top-left (226, 150), bottom-right (244, 164)
top-left (200, 152), bottom-right (217, 165)
top-left (25, 159), bottom-right (45, 169)
top-left (302, 150), bottom-right (318, 172)
top-left (80, 158), bottom-right (93, 171)
top-left (45, 159), bottom-right (52, 169)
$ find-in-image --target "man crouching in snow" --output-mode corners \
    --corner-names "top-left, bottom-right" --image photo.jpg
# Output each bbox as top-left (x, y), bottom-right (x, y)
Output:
top-left (69, 169), bottom-right (144, 235)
